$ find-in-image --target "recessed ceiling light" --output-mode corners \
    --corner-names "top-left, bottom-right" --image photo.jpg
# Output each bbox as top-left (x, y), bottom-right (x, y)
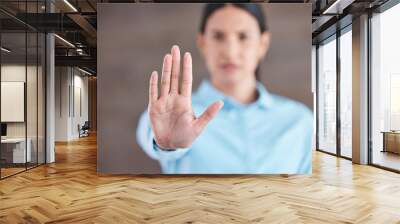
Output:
top-left (1, 47), bottom-right (11, 53)
top-left (322, 0), bottom-right (355, 15)
top-left (63, 0), bottom-right (78, 12)
top-left (78, 67), bottom-right (93, 76)
top-left (54, 34), bottom-right (75, 48)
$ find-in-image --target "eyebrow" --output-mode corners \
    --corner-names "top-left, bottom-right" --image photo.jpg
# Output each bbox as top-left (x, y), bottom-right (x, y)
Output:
top-left (209, 28), bottom-right (251, 34)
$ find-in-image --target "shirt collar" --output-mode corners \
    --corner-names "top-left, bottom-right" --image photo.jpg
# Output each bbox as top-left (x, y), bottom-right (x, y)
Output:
top-left (195, 79), bottom-right (273, 110)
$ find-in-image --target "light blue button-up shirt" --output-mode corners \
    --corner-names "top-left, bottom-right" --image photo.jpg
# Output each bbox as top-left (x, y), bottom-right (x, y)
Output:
top-left (137, 80), bottom-right (313, 174)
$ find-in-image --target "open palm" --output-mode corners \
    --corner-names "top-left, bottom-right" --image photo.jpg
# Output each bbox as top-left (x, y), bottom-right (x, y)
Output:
top-left (148, 46), bottom-right (223, 149)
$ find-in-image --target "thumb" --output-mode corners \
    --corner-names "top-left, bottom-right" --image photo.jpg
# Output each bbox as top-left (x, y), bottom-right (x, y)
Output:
top-left (195, 100), bottom-right (224, 133)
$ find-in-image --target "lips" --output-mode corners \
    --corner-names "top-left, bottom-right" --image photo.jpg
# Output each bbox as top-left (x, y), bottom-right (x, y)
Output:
top-left (221, 63), bottom-right (239, 71)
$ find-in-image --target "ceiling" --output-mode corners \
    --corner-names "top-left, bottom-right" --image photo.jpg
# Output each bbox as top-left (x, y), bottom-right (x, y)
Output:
top-left (0, 0), bottom-right (393, 75)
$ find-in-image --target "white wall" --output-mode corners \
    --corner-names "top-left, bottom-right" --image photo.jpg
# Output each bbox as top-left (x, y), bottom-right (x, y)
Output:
top-left (55, 66), bottom-right (70, 141)
top-left (55, 67), bottom-right (89, 141)
top-left (70, 72), bottom-right (89, 139)
top-left (1, 63), bottom-right (46, 164)
top-left (1, 65), bottom-right (38, 138)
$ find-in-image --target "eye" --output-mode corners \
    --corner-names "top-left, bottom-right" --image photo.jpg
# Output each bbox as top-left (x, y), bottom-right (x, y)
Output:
top-left (238, 32), bottom-right (248, 41)
top-left (212, 32), bottom-right (224, 41)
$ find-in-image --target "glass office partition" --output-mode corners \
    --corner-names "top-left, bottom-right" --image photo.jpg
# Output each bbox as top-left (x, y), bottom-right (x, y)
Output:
top-left (26, 0), bottom-right (46, 169)
top-left (38, 32), bottom-right (45, 165)
top-left (317, 35), bottom-right (337, 154)
top-left (35, 0), bottom-right (47, 165)
top-left (27, 30), bottom-right (38, 169)
top-left (339, 27), bottom-right (352, 158)
top-left (370, 2), bottom-right (400, 171)
top-left (0, 1), bottom-right (46, 179)
top-left (1, 31), bottom-right (28, 177)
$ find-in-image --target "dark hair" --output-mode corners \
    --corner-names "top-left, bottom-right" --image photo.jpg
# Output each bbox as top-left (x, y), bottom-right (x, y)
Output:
top-left (199, 3), bottom-right (268, 81)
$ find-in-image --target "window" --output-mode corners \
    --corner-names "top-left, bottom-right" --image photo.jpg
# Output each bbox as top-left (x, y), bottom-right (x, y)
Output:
top-left (370, 2), bottom-right (400, 171)
top-left (317, 35), bottom-right (337, 154)
top-left (339, 27), bottom-right (352, 158)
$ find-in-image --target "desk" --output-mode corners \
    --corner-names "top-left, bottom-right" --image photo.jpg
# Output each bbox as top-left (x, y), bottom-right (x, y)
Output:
top-left (382, 131), bottom-right (400, 154)
top-left (1, 138), bottom-right (31, 163)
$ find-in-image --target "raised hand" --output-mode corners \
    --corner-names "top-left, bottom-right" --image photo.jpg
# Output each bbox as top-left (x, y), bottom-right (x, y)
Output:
top-left (148, 45), bottom-right (223, 149)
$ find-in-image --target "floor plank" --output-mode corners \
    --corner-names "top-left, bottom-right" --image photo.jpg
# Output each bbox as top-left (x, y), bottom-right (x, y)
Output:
top-left (1, 135), bottom-right (400, 223)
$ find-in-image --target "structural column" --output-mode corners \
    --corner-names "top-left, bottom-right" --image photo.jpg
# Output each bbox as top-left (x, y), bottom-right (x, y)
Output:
top-left (46, 1), bottom-right (55, 163)
top-left (352, 14), bottom-right (369, 164)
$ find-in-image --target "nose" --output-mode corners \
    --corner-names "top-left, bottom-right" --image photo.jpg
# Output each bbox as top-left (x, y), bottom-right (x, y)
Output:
top-left (221, 36), bottom-right (240, 61)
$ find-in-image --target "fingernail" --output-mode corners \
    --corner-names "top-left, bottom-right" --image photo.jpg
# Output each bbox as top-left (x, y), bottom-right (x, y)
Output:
top-left (219, 100), bottom-right (224, 108)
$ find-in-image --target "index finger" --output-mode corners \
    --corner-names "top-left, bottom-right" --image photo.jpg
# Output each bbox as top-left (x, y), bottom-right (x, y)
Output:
top-left (149, 71), bottom-right (158, 107)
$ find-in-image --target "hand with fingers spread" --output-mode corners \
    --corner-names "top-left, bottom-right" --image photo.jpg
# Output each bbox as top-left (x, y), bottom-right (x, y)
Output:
top-left (148, 45), bottom-right (224, 150)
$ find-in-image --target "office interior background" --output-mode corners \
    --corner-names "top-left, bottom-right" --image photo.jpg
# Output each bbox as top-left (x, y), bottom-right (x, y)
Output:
top-left (1, 0), bottom-right (400, 223)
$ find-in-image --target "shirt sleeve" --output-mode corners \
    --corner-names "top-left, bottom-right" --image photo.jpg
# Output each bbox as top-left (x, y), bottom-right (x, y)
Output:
top-left (136, 110), bottom-right (191, 162)
top-left (298, 110), bottom-right (314, 174)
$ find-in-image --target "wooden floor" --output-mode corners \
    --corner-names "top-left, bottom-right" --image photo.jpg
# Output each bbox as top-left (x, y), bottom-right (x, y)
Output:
top-left (1, 135), bottom-right (400, 223)
top-left (1, 163), bottom-right (45, 178)
top-left (372, 150), bottom-right (400, 171)
top-left (1, 167), bottom-right (26, 178)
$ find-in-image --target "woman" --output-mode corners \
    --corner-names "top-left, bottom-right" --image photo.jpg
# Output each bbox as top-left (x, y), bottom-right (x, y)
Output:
top-left (137, 3), bottom-right (313, 174)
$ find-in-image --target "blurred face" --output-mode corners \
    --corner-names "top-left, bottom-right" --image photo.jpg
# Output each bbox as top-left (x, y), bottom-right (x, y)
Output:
top-left (198, 5), bottom-right (270, 86)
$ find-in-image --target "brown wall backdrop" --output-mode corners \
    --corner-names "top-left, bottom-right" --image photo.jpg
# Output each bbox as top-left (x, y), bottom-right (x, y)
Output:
top-left (97, 3), bottom-right (312, 174)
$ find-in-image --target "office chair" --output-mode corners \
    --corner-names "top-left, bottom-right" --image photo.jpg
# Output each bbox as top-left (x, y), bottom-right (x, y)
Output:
top-left (79, 121), bottom-right (90, 138)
